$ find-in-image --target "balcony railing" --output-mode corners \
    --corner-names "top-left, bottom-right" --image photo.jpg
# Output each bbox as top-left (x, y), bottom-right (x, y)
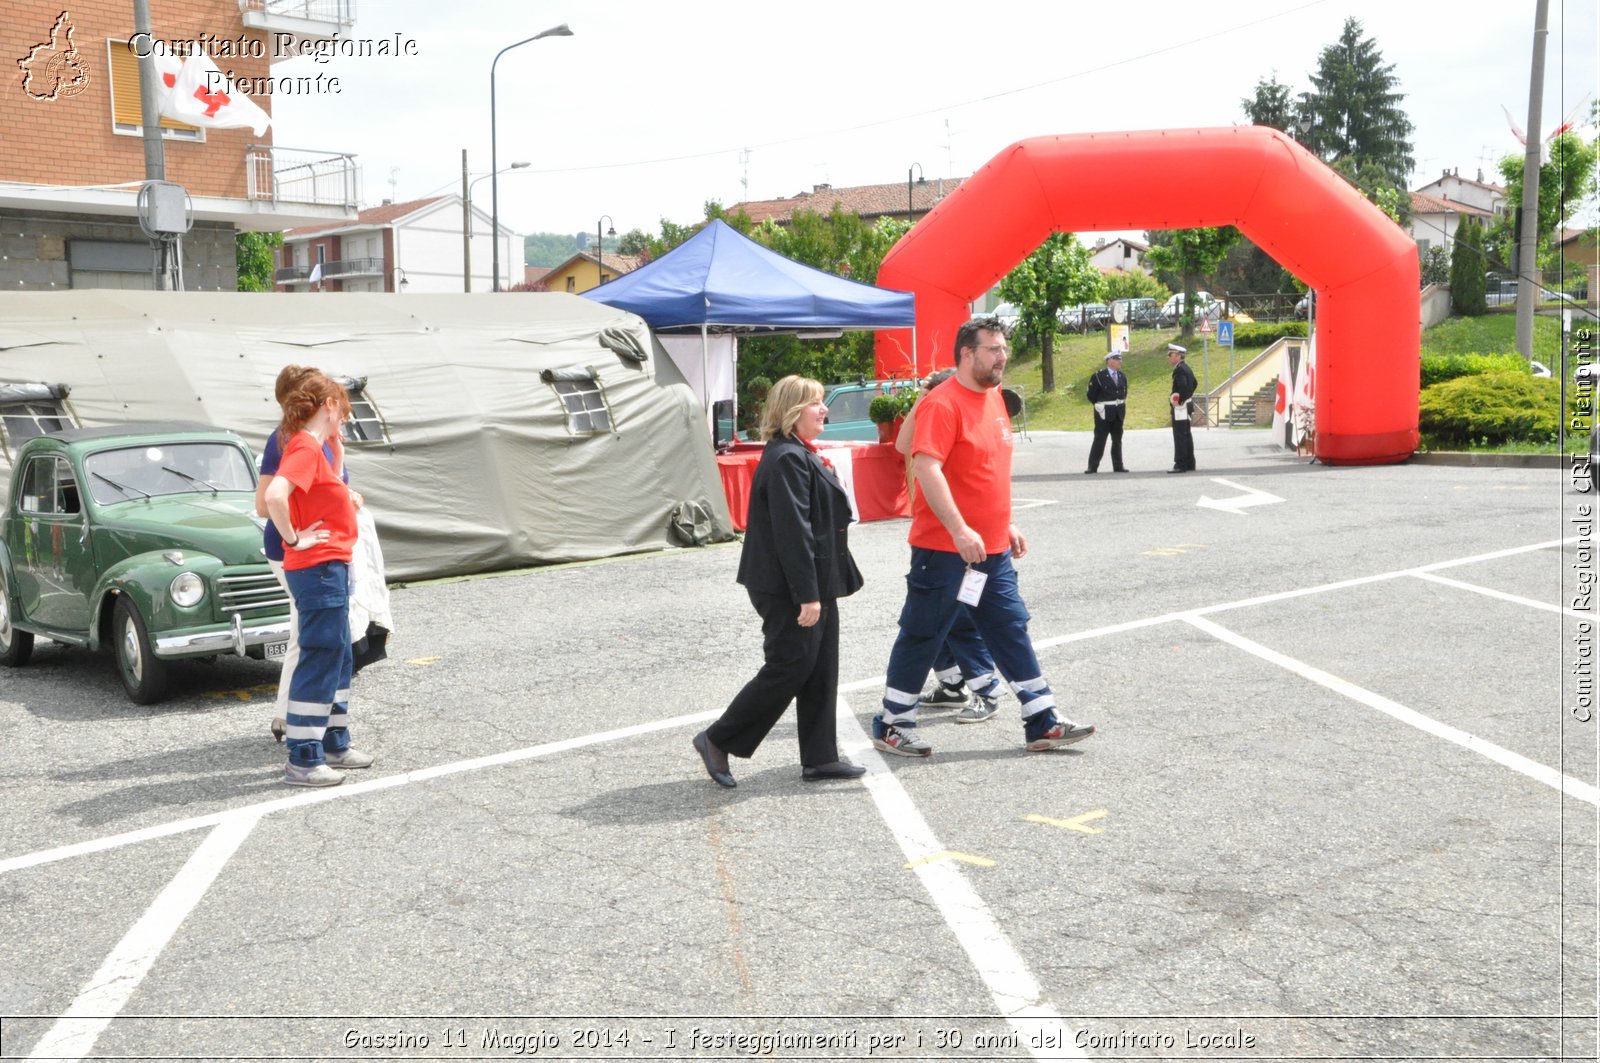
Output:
top-left (239, 0), bottom-right (356, 44)
top-left (274, 266), bottom-right (310, 284)
top-left (322, 258), bottom-right (383, 279)
top-left (247, 145), bottom-right (360, 209)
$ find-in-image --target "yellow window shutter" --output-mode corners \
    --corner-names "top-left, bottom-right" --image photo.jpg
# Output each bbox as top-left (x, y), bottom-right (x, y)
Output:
top-left (106, 40), bottom-right (199, 133)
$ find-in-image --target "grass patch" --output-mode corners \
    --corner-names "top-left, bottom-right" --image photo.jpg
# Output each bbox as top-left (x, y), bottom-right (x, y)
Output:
top-left (1419, 313), bottom-right (1565, 358)
top-left (1006, 328), bottom-right (1244, 431)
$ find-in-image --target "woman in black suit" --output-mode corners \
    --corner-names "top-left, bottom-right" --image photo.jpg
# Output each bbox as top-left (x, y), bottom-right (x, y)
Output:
top-left (692, 375), bottom-right (865, 788)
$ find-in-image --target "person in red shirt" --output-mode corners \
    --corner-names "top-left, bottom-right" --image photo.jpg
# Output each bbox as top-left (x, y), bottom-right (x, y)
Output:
top-left (872, 315), bottom-right (1096, 757)
top-left (263, 370), bottom-right (373, 787)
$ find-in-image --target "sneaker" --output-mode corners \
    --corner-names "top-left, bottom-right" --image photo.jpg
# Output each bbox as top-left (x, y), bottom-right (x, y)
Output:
top-left (956, 695), bottom-right (1000, 724)
top-left (283, 761), bottom-right (343, 787)
top-left (324, 747), bottom-right (375, 769)
top-left (919, 682), bottom-right (972, 708)
top-left (871, 715), bottom-right (933, 758)
top-left (1025, 718), bottom-right (1096, 751)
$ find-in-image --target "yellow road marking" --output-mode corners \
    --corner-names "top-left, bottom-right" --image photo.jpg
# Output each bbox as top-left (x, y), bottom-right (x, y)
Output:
top-left (1140, 543), bottom-right (1207, 557)
top-left (1025, 810), bottom-right (1108, 834)
top-left (903, 850), bottom-right (996, 869)
top-left (407, 656), bottom-right (442, 665)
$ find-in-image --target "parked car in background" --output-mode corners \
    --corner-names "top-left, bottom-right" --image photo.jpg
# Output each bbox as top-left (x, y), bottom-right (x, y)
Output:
top-left (991, 302), bottom-right (1021, 331)
top-left (1059, 303), bottom-right (1110, 333)
top-left (1158, 291), bottom-right (1219, 327)
top-left (1111, 297), bottom-right (1161, 327)
top-left (0, 423), bottom-right (291, 703)
top-left (819, 379), bottom-right (919, 441)
top-left (1485, 274), bottom-right (1518, 307)
top-left (1295, 291), bottom-right (1315, 319)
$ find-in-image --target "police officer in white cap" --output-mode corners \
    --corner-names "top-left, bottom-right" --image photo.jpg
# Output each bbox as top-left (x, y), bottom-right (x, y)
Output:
top-left (1084, 350), bottom-right (1129, 473)
top-left (1167, 343), bottom-right (1197, 473)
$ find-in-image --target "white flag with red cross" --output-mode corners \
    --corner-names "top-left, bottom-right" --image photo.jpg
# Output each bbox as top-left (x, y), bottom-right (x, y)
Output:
top-left (1291, 334), bottom-right (1317, 445)
top-left (1271, 341), bottom-right (1293, 443)
top-left (159, 53), bottom-right (270, 135)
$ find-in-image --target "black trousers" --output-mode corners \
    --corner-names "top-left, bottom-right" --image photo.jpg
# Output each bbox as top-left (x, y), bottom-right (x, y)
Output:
top-left (708, 589), bottom-right (839, 767)
top-left (1087, 413), bottom-right (1124, 471)
top-left (1171, 414), bottom-right (1195, 470)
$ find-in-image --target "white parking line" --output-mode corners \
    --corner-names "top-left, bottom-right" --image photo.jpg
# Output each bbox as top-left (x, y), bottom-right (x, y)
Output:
top-left (836, 698), bottom-right (1086, 1060)
top-left (1412, 570), bottom-right (1591, 620)
top-left (25, 814), bottom-right (260, 1062)
top-left (1185, 614), bottom-right (1598, 807)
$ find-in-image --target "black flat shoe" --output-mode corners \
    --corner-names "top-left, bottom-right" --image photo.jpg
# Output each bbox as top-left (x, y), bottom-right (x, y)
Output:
top-left (1082, 469), bottom-right (1097, 474)
top-left (692, 730), bottom-right (736, 788)
top-left (801, 759), bottom-right (867, 781)
top-left (1113, 467), bottom-right (1129, 473)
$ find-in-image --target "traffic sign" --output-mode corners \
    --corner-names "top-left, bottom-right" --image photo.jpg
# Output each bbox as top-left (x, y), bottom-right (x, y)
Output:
top-left (1218, 320), bottom-right (1234, 346)
top-left (1197, 315), bottom-right (1214, 335)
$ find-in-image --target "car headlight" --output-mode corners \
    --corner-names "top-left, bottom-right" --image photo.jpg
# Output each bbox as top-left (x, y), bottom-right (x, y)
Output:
top-left (169, 571), bottom-right (206, 609)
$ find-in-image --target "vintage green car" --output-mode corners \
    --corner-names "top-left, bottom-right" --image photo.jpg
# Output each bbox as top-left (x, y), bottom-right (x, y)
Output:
top-left (0, 423), bottom-right (291, 703)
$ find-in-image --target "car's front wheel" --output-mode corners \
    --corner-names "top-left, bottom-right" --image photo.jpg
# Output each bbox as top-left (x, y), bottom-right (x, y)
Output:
top-left (0, 568), bottom-right (34, 667)
top-left (113, 596), bottom-right (168, 704)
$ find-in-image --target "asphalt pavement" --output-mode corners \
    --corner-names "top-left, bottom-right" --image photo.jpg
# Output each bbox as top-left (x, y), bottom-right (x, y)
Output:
top-left (0, 424), bottom-right (1594, 1062)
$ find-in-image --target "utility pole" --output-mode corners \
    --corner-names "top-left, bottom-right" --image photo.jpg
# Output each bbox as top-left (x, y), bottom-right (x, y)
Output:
top-left (1514, 0), bottom-right (1549, 361)
top-left (133, 0), bottom-right (173, 289)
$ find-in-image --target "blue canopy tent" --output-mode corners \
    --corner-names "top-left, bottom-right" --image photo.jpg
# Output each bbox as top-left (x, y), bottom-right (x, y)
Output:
top-left (581, 219), bottom-right (916, 421)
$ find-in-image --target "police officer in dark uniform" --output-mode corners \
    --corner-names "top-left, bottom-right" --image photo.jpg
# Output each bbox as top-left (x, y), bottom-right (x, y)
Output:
top-left (1084, 350), bottom-right (1129, 473)
top-left (1167, 343), bottom-right (1197, 473)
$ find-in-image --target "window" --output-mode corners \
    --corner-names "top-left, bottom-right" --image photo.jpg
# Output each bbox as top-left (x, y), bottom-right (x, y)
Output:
top-left (0, 385), bottom-right (76, 460)
top-left (826, 389), bottom-right (872, 425)
top-left (18, 457), bottom-right (79, 516)
top-left (544, 373), bottom-right (613, 435)
top-left (329, 376), bottom-right (388, 444)
top-left (106, 40), bottom-right (201, 140)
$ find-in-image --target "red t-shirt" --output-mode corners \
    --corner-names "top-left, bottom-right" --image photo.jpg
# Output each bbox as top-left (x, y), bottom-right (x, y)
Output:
top-left (278, 432), bottom-right (357, 571)
top-left (908, 377), bottom-right (1014, 553)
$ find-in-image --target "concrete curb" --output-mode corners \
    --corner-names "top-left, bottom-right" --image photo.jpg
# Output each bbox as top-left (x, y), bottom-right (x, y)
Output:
top-left (1408, 451), bottom-right (1568, 469)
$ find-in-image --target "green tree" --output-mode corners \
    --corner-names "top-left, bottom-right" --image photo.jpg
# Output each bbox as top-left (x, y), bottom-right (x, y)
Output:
top-left (523, 232), bottom-right (583, 268)
top-left (1488, 131), bottom-right (1600, 272)
top-left (234, 230), bottom-right (282, 292)
top-left (1298, 18), bottom-right (1415, 190)
top-left (1241, 74), bottom-right (1297, 131)
top-left (1450, 217), bottom-right (1487, 316)
top-left (1144, 227), bottom-right (1241, 336)
top-left (1420, 245), bottom-right (1450, 288)
top-left (1101, 269), bottom-right (1169, 303)
top-left (616, 228), bottom-right (652, 257)
top-left (997, 233), bottom-right (1103, 393)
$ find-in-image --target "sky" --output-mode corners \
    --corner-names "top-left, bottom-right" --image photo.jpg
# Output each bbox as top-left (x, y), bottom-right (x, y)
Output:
top-left (264, 0), bottom-right (1598, 242)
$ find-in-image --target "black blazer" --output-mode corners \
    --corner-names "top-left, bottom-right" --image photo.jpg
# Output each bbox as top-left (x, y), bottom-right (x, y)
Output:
top-left (1086, 366), bottom-right (1129, 411)
top-left (1171, 359), bottom-right (1198, 403)
top-left (737, 434), bottom-right (864, 604)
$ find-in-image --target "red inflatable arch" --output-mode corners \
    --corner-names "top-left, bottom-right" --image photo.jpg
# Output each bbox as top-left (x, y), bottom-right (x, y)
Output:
top-left (875, 126), bottom-right (1420, 464)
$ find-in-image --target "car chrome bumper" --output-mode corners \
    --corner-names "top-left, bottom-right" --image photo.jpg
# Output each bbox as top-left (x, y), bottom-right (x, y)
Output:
top-left (154, 614), bottom-right (292, 658)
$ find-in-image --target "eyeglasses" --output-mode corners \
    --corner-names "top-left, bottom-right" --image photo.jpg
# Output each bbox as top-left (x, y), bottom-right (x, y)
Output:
top-left (972, 343), bottom-right (1009, 355)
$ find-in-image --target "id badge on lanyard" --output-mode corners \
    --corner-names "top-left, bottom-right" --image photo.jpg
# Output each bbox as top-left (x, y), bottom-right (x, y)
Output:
top-left (956, 565), bottom-right (987, 606)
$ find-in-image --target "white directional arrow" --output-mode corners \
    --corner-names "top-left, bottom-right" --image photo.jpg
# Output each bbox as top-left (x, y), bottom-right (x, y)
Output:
top-left (1196, 477), bottom-right (1284, 515)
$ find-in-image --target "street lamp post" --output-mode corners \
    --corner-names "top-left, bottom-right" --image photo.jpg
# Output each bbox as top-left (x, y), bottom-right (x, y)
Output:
top-left (595, 214), bottom-right (615, 287)
top-left (907, 162), bottom-right (924, 223)
top-left (490, 22), bottom-right (573, 292)
top-left (464, 158), bottom-right (529, 292)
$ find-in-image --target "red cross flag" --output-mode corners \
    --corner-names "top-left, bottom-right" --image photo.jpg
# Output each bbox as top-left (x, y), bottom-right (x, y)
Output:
top-left (1270, 341), bottom-right (1292, 443)
top-left (159, 53), bottom-right (270, 136)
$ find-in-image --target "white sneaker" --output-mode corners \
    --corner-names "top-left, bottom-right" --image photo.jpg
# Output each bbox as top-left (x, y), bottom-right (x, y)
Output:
top-left (283, 761), bottom-right (343, 787)
top-left (956, 695), bottom-right (1000, 724)
top-left (324, 748), bottom-right (375, 769)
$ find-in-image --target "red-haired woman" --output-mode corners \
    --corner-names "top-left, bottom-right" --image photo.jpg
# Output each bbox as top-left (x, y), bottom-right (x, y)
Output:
top-left (262, 371), bottom-right (373, 786)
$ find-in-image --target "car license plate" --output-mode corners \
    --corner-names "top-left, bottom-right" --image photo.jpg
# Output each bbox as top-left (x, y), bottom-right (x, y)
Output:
top-left (264, 640), bottom-right (288, 661)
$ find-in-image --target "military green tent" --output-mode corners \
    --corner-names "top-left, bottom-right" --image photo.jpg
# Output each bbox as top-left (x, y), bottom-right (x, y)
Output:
top-left (0, 291), bottom-right (734, 581)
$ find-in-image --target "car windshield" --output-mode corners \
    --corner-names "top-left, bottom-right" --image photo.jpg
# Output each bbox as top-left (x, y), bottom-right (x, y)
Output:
top-left (84, 442), bottom-right (255, 505)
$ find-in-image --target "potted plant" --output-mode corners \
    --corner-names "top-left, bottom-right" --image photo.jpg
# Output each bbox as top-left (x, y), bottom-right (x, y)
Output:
top-left (869, 394), bottom-right (904, 443)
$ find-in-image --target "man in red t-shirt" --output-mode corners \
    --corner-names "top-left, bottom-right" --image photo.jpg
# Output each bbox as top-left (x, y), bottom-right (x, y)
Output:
top-left (872, 316), bottom-right (1096, 756)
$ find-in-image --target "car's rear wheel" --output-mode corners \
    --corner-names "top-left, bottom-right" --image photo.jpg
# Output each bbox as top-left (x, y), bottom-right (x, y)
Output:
top-left (0, 568), bottom-right (34, 667)
top-left (113, 596), bottom-right (167, 704)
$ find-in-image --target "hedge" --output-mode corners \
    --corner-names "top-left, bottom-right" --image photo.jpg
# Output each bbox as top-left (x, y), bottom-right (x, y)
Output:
top-left (1230, 321), bottom-right (1308, 348)
top-left (1417, 371), bottom-right (1562, 445)
top-left (1420, 352), bottom-right (1529, 388)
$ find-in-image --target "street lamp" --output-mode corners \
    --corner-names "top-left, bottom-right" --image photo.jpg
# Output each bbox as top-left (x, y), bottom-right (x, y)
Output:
top-left (907, 162), bottom-right (925, 223)
top-left (595, 214), bottom-right (615, 287)
top-left (463, 157), bottom-right (529, 292)
top-left (490, 22), bottom-right (573, 291)
top-left (392, 266), bottom-right (408, 293)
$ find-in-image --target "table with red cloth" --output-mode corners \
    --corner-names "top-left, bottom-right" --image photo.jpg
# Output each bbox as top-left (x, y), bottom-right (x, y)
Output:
top-left (715, 440), bottom-right (910, 531)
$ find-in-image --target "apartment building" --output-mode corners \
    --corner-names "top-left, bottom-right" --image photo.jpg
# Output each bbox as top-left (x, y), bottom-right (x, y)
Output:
top-left (1, 0), bottom-right (359, 291)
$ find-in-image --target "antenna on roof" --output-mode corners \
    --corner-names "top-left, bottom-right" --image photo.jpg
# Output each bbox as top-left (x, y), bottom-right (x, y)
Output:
top-left (739, 147), bottom-right (751, 201)
top-left (388, 166), bottom-right (400, 203)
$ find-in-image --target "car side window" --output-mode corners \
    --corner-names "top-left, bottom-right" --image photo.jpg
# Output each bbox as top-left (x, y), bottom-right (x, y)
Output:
top-left (17, 457), bottom-right (76, 515)
top-left (827, 390), bottom-right (871, 424)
